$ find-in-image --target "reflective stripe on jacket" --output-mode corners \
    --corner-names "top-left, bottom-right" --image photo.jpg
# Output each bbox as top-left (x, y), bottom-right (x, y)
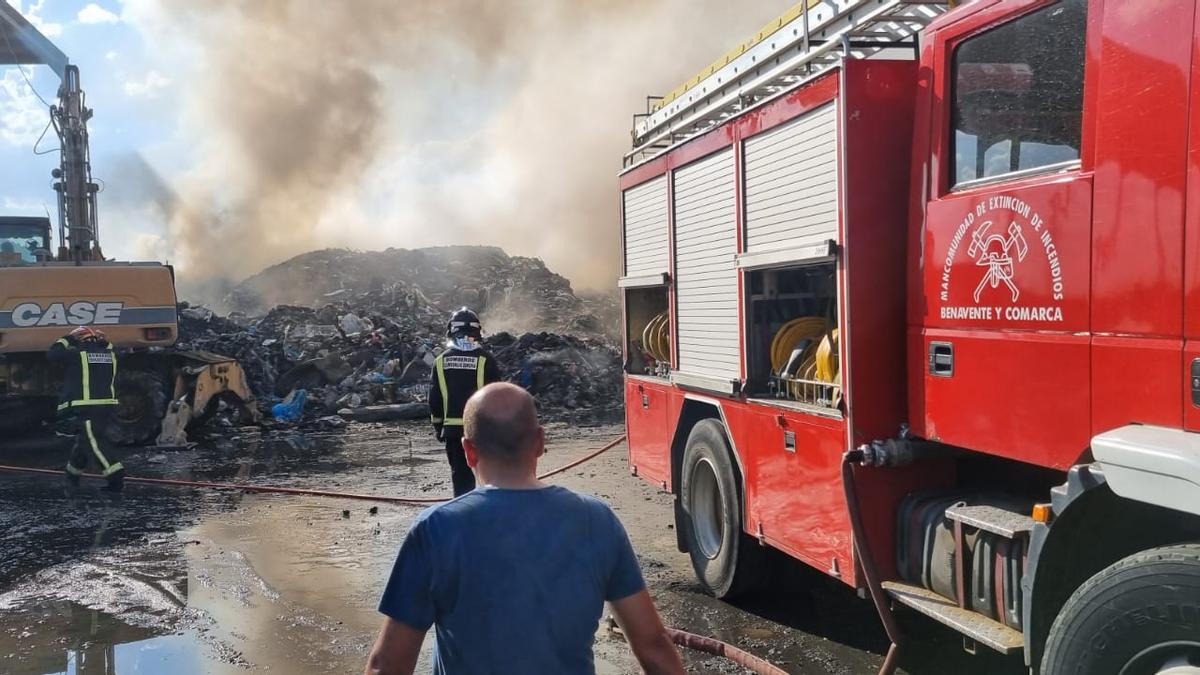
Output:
top-left (48, 338), bottom-right (119, 410)
top-left (428, 347), bottom-right (502, 429)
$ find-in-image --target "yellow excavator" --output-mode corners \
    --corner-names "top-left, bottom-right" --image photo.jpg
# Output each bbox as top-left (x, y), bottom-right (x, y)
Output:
top-left (0, 5), bottom-right (258, 444)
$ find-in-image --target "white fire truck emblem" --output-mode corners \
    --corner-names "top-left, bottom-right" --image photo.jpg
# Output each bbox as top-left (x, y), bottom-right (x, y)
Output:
top-left (967, 220), bottom-right (1028, 303)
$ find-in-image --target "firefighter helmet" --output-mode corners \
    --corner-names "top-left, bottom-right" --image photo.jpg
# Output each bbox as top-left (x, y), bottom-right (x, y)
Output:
top-left (68, 326), bottom-right (106, 343)
top-left (447, 307), bottom-right (482, 338)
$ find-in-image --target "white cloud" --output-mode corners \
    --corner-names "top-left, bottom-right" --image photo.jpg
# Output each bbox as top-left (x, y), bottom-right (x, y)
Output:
top-left (105, 50), bottom-right (118, 60)
top-left (14, 0), bottom-right (64, 37)
top-left (2, 196), bottom-right (46, 212)
top-left (78, 3), bottom-right (121, 24)
top-left (0, 68), bottom-right (49, 147)
top-left (122, 70), bottom-right (172, 98)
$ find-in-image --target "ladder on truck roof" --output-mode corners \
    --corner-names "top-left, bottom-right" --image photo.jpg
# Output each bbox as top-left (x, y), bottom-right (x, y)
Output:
top-left (625, 0), bottom-right (951, 168)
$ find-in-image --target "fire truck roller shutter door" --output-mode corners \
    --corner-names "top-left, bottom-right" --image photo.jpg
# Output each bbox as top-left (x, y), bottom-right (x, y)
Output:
top-left (622, 175), bottom-right (669, 279)
top-left (673, 148), bottom-right (740, 382)
top-left (743, 102), bottom-right (839, 257)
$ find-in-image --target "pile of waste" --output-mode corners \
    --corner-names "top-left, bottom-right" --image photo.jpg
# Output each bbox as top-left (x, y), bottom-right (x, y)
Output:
top-left (177, 246), bottom-right (623, 426)
top-left (221, 245), bottom-right (619, 339)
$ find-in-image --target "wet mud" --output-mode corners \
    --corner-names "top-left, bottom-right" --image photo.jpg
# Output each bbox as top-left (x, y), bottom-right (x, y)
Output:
top-left (1, 424), bottom-right (1023, 674)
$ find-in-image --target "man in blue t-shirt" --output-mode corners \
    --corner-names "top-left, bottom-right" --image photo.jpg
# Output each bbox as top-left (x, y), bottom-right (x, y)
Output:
top-left (365, 383), bottom-right (684, 675)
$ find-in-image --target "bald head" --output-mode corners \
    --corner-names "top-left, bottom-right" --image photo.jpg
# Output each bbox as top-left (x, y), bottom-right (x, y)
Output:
top-left (463, 383), bottom-right (541, 461)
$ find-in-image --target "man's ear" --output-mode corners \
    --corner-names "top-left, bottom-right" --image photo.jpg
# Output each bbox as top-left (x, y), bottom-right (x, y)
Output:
top-left (463, 437), bottom-right (480, 468)
top-left (533, 426), bottom-right (546, 458)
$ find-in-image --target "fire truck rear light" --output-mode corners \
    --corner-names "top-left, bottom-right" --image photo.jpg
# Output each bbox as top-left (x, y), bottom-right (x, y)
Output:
top-left (1031, 503), bottom-right (1053, 524)
top-left (144, 327), bottom-right (171, 341)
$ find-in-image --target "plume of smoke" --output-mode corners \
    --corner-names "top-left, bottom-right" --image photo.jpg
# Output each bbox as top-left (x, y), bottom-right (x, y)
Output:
top-left (122, 0), bottom-right (783, 291)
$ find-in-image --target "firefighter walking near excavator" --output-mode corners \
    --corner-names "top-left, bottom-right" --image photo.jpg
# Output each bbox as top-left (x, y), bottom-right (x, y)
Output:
top-left (429, 308), bottom-right (501, 497)
top-left (49, 326), bottom-right (126, 491)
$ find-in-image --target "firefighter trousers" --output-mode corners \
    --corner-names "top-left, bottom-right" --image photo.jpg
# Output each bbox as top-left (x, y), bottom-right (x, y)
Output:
top-left (62, 407), bottom-right (125, 489)
top-left (444, 434), bottom-right (476, 497)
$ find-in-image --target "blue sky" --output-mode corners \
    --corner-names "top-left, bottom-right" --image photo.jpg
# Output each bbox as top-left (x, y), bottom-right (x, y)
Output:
top-left (2, 2), bottom-right (170, 219)
top-left (1, 0), bottom-right (179, 266)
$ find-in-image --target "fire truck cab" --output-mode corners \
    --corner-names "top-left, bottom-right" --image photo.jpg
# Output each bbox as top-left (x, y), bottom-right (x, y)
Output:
top-left (618, 0), bottom-right (1200, 672)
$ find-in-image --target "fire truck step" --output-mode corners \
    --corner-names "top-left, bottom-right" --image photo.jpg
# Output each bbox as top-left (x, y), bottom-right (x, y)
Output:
top-left (944, 504), bottom-right (1035, 539)
top-left (881, 580), bottom-right (1025, 654)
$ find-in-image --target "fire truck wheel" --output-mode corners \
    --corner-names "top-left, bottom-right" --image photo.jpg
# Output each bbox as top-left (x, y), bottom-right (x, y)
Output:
top-left (1041, 543), bottom-right (1200, 675)
top-left (680, 419), bottom-right (763, 599)
top-left (105, 368), bottom-right (170, 447)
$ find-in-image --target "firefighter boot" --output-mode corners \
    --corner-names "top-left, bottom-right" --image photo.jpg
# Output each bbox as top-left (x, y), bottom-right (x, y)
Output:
top-left (103, 468), bottom-right (126, 492)
top-left (64, 463), bottom-right (82, 488)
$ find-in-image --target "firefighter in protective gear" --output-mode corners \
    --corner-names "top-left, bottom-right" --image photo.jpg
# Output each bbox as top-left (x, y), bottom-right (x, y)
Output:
top-left (49, 326), bottom-right (125, 491)
top-left (429, 307), bottom-right (501, 496)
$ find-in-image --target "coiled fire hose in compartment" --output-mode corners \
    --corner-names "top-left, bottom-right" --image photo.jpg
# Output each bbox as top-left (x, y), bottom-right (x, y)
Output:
top-left (642, 311), bottom-right (672, 364)
top-left (769, 317), bottom-right (840, 398)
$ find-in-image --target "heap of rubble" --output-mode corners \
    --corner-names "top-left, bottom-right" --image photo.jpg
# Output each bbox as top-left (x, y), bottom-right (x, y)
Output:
top-left (221, 246), bottom-right (619, 338)
top-left (177, 246), bottom-right (623, 425)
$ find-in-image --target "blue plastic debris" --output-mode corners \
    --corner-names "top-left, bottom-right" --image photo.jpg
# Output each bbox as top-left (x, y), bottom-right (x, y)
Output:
top-left (272, 389), bottom-right (308, 421)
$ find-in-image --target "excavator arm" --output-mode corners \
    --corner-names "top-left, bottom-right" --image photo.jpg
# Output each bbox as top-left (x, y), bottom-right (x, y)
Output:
top-left (0, 3), bottom-right (262, 447)
top-left (1, 3), bottom-right (98, 262)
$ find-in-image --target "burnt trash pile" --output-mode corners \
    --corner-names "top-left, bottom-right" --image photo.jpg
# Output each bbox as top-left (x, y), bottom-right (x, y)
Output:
top-left (177, 246), bottom-right (623, 426)
top-left (222, 245), bottom-right (619, 340)
top-left (488, 332), bottom-right (623, 422)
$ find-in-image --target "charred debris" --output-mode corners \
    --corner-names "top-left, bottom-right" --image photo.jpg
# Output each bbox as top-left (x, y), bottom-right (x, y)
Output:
top-left (176, 246), bottom-right (623, 430)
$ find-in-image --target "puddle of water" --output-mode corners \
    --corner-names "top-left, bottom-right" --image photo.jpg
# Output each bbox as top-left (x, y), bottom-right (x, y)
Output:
top-left (0, 602), bottom-right (212, 675)
top-left (0, 422), bottom-right (650, 674)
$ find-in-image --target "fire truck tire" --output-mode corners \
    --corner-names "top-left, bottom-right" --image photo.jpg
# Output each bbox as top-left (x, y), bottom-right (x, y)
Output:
top-left (680, 419), bottom-right (763, 599)
top-left (1041, 543), bottom-right (1200, 675)
top-left (105, 368), bottom-right (170, 447)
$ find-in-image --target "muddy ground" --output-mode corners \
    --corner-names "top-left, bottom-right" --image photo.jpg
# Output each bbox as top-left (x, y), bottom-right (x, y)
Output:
top-left (0, 423), bottom-right (1024, 674)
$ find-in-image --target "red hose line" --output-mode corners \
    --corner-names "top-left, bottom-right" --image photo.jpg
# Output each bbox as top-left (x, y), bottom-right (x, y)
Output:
top-left (0, 435), bottom-right (627, 506)
top-left (537, 435), bottom-right (626, 479)
top-left (610, 624), bottom-right (788, 674)
top-left (0, 464), bottom-right (447, 504)
top-left (666, 628), bottom-right (790, 675)
top-left (842, 454), bottom-right (904, 675)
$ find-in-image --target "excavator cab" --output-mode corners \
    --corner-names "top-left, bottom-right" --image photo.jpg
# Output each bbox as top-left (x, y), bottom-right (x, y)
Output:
top-left (0, 217), bottom-right (51, 265)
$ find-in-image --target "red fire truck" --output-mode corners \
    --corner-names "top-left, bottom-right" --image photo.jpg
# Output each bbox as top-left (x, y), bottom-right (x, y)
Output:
top-left (618, 0), bottom-right (1200, 672)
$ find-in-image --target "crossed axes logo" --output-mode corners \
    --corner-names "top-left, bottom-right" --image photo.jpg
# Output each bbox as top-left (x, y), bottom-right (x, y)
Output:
top-left (966, 220), bottom-right (1028, 303)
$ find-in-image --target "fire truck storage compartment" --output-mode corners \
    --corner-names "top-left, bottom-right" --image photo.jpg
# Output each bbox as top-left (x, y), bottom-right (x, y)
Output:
top-left (624, 286), bottom-right (670, 377)
top-left (744, 262), bottom-right (840, 409)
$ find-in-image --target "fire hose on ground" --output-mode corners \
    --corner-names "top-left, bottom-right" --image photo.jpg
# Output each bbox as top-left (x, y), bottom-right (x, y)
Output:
top-left (0, 433), bottom-right (794, 673)
top-left (608, 622), bottom-right (790, 675)
top-left (0, 435), bottom-right (629, 505)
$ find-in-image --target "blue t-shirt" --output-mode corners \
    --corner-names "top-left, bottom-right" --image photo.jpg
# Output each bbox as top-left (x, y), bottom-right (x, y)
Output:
top-left (378, 485), bottom-right (646, 674)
